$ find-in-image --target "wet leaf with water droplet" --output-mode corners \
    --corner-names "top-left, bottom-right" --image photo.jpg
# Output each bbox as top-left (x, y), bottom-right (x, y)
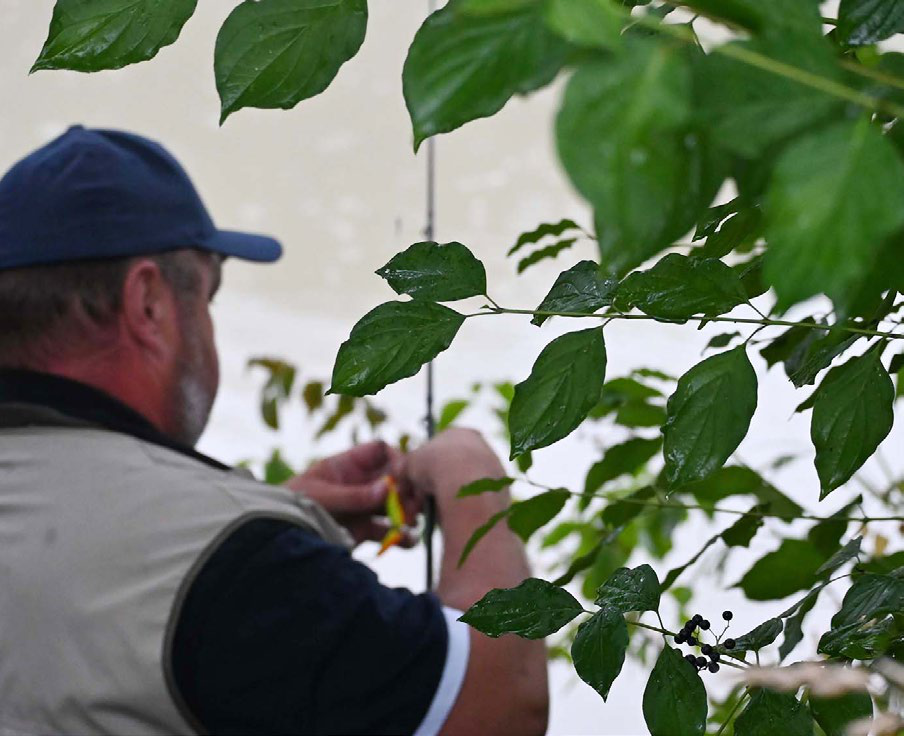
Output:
top-left (215, 0), bottom-right (367, 123)
top-left (33, 0), bottom-right (198, 72)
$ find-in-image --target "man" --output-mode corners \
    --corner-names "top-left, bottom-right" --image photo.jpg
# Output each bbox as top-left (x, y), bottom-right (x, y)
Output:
top-left (0, 126), bottom-right (548, 735)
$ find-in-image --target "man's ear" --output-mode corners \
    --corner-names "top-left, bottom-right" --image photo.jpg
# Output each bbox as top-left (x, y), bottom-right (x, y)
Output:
top-left (120, 259), bottom-right (181, 360)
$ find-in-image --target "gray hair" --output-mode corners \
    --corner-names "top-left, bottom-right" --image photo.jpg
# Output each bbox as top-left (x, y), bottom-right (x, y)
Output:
top-left (0, 249), bottom-right (207, 369)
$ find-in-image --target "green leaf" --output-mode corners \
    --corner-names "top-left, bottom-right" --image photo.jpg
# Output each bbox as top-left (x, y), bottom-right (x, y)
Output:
top-left (735, 690), bottom-right (814, 736)
top-left (509, 328), bottom-right (607, 458)
top-left (736, 539), bottom-right (828, 600)
top-left (685, 466), bottom-right (802, 520)
top-left (816, 536), bottom-right (863, 576)
top-left (592, 376), bottom-right (663, 416)
top-left (694, 197), bottom-right (742, 241)
top-left (859, 551), bottom-right (904, 574)
top-left (779, 585), bottom-right (822, 660)
top-left (329, 301), bottom-right (465, 397)
top-left (721, 509), bottom-right (765, 548)
top-left (583, 437), bottom-right (662, 496)
top-left (302, 380), bottom-right (324, 414)
top-left (437, 399), bottom-right (469, 431)
top-left (734, 255), bottom-right (769, 299)
top-left (458, 508), bottom-right (508, 565)
top-left (459, 578), bottom-right (584, 638)
top-left (248, 357), bottom-right (297, 430)
top-left (615, 401), bottom-right (666, 428)
top-left (830, 573), bottom-right (904, 628)
top-left (544, 0), bottom-right (623, 49)
top-left (457, 476), bottom-right (514, 497)
top-left (788, 330), bottom-right (861, 389)
top-left (838, 0), bottom-right (904, 44)
top-left (214, 0), bottom-right (367, 124)
top-left (891, 351), bottom-right (904, 375)
top-left (601, 486), bottom-right (656, 528)
top-left (516, 238), bottom-right (576, 274)
top-left (681, 0), bottom-right (821, 33)
top-left (808, 496), bottom-right (861, 557)
top-left (375, 242), bottom-right (487, 301)
top-left (642, 646), bottom-right (707, 736)
top-left (698, 207), bottom-right (763, 259)
top-left (532, 261), bottom-right (617, 327)
top-left (263, 449), bottom-right (295, 485)
top-left (695, 34), bottom-right (842, 159)
top-left (661, 506), bottom-right (763, 591)
top-left (595, 564), bottom-right (661, 613)
top-left (811, 347), bottom-right (895, 498)
top-left (557, 40), bottom-right (723, 276)
top-left (614, 254), bottom-right (748, 322)
top-left (764, 120), bottom-right (904, 311)
top-left (507, 489), bottom-right (570, 541)
top-left (731, 617), bottom-right (783, 652)
top-left (571, 607), bottom-right (629, 701)
top-left (809, 691), bottom-right (874, 736)
top-left (508, 219), bottom-right (580, 257)
top-left (662, 532), bottom-right (720, 592)
top-left (315, 395), bottom-right (355, 438)
top-left (663, 347), bottom-right (758, 489)
top-left (403, 0), bottom-right (568, 150)
top-left (818, 615), bottom-right (899, 659)
top-left (32, 0), bottom-right (197, 72)
top-left (553, 526), bottom-right (623, 586)
top-left (704, 332), bottom-right (741, 351)
top-left (457, 0), bottom-right (537, 14)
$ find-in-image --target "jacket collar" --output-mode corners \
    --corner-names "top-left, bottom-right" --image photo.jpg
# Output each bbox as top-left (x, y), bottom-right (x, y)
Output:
top-left (0, 369), bottom-right (230, 471)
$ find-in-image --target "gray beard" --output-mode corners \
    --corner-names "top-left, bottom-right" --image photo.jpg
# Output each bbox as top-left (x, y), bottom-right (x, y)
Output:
top-left (170, 319), bottom-right (215, 447)
top-left (174, 365), bottom-right (214, 447)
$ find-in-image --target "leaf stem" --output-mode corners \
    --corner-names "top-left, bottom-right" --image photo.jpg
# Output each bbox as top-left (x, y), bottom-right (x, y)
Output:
top-left (518, 476), bottom-right (903, 522)
top-left (466, 306), bottom-right (904, 342)
top-left (640, 3), bottom-right (904, 120)
top-left (627, 621), bottom-right (748, 669)
top-left (573, 493), bottom-right (904, 524)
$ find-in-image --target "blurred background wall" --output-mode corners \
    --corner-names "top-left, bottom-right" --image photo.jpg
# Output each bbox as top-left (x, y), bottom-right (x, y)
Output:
top-left (1, 1), bottom-right (899, 733)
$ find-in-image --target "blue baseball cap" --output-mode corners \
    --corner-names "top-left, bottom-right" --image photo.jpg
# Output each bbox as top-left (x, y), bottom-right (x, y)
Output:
top-left (0, 125), bottom-right (282, 270)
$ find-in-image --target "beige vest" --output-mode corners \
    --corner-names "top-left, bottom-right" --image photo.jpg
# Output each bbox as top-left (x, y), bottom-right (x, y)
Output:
top-left (0, 407), bottom-right (351, 736)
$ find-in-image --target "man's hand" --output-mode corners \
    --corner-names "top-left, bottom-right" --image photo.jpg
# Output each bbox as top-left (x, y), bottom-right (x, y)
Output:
top-left (286, 441), bottom-right (421, 547)
top-left (404, 428), bottom-right (509, 519)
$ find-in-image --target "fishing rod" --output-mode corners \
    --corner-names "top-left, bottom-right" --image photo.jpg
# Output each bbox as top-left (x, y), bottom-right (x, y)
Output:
top-left (423, 0), bottom-right (438, 593)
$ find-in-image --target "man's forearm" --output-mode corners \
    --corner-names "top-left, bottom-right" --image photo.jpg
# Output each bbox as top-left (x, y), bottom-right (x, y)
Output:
top-left (431, 461), bottom-right (549, 736)
top-left (434, 468), bottom-right (531, 610)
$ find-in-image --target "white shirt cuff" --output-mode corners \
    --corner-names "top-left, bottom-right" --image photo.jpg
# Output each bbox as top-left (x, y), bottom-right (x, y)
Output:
top-left (413, 606), bottom-right (471, 736)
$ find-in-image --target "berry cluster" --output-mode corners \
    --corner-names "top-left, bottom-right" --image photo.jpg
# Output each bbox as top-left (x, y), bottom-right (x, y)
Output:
top-left (674, 610), bottom-right (736, 674)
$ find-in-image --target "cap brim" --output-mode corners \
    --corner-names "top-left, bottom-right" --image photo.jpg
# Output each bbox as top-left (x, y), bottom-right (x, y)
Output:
top-left (199, 229), bottom-right (283, 263)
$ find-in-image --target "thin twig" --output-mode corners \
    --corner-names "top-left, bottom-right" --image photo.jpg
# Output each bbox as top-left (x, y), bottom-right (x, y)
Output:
top-left (466, 306), bottom-right (904, 342)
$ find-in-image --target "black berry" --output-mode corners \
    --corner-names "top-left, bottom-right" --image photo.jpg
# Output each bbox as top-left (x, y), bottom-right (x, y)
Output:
top-left (708, 661), bottom-right (720, 673)
top-left (684, 620), bottom-right (695, 632)
top-left (700, 620), bottom-right (711, 630)
top-left (722, 611), bottom-right (733, 621)
top-left (701, 644), bottom-right (712, 655)
top-left (696, 656), bottom-right (707, 668)
top-left (687, 635), bottom-right (697, 646)
top-left (675, 632), bottom-right (685, 644)
top-left (724, 638), bottom-right (736, 650)
top-left (685, 654), bottom-right (697, 666)
top-left (692, 614), bottom-right (703, 625)
top-left (710, 652), bottom-right (720, 662)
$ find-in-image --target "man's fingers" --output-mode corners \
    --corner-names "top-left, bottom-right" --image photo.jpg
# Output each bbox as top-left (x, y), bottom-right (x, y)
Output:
top-left (297, 476), bottom-right (389, 515)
